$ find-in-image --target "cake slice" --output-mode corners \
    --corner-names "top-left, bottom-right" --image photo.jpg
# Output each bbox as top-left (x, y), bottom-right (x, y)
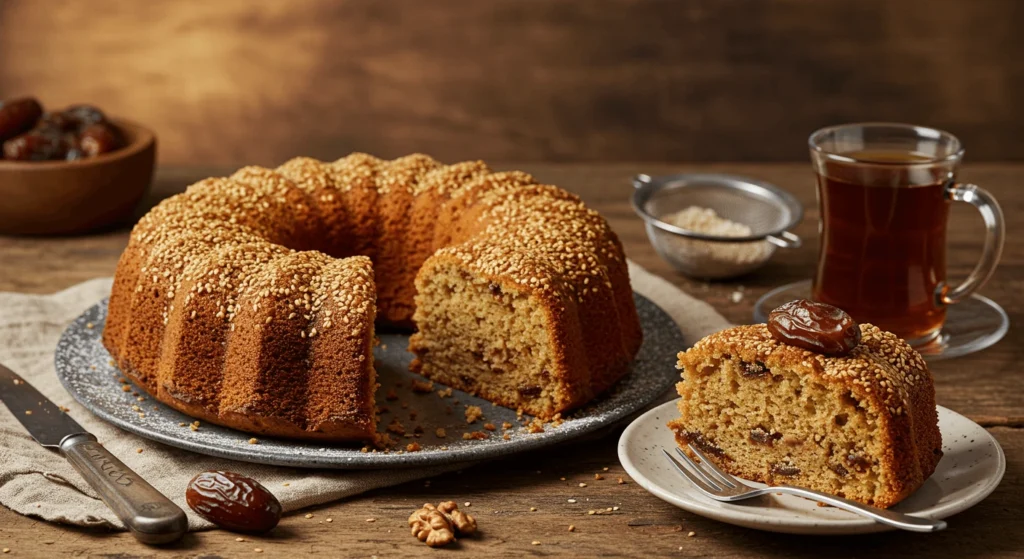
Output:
top-left (669, 322), bottom-right (942, 508)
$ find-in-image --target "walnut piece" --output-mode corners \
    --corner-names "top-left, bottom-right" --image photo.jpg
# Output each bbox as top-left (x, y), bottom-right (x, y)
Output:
top-left (409, 501), bottom-right (477, 547)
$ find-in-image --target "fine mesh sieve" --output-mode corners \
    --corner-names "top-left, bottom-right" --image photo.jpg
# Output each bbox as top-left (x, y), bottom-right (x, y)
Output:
top-left (631, 173), bottom-right (803, 279)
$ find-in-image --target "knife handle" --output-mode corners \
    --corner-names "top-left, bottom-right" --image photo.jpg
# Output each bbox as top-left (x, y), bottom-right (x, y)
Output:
top-left (59, 433), bottom-right (187, 544)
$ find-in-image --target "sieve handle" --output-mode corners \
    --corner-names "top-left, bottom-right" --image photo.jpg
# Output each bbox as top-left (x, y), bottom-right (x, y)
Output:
top-left (632, 174), bottom-right (653, 189)
top-left (766, 231), bottom-right (802, 249)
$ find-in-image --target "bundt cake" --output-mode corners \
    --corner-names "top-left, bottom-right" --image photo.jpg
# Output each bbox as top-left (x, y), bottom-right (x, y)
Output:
top-left (103, 153), bottom-right (642, 443)
top-left (668, 322), bottom-right (942, 508)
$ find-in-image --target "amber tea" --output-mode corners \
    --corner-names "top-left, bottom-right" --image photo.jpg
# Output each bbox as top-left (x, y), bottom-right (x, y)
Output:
top-left (813, 150), bottom-right (950, 341)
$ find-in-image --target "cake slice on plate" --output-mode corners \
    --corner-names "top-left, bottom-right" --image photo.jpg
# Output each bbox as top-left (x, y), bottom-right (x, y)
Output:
top-left (668, 300), bottom-right (942, 508)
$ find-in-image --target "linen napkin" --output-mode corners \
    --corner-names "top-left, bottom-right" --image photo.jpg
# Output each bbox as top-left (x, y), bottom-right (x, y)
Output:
top-left (0, 261), bottom-right (730, 530)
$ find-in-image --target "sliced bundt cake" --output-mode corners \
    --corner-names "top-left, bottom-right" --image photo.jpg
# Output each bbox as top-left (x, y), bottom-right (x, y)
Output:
top-left (669, 310), bottom-right (942, 508)
top-left (103, 154), bottom-right (641, 443)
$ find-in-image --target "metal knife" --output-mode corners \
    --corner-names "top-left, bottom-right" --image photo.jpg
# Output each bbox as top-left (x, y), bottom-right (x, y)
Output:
top-left (0, 363), bottom-right (187, 544)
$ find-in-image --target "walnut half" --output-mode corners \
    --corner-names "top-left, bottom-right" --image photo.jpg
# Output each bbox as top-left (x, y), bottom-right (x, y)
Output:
top-left (409, 501), bottom-right (477, 547)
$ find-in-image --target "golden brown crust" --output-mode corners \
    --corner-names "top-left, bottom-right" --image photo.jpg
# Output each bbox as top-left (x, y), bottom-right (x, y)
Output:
top-left (104, 153), bottom-right (640, 442)
top-left (673, 323), bottom-right (941, 508)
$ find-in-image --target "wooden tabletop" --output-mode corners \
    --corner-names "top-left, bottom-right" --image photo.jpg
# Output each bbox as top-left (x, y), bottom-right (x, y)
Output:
top-left (0, 163), bottom-right (1020, 558)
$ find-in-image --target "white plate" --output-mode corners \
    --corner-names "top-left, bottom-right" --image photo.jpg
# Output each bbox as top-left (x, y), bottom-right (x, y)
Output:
top-left (618, 400), bottom-right (1006, 534)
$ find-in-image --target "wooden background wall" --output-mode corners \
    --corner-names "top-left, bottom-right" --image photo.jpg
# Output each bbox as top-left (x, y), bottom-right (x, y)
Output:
top-left (0, 0), bottom-right (1020, 166)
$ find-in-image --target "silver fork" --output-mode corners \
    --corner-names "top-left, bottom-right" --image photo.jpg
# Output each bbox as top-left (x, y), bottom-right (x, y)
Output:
top-left (662, 446), bottom-right (946, 532)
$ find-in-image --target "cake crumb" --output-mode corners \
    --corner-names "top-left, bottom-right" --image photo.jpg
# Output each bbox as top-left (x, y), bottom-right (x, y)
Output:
top-left (248, 438), bottom-right (259, 445)
top-left (483, 423), bottom-right (496, 431)
top-left (529, 507), bottom-right (537, 511)
top-left (121, 385), bottom-right (131, 392)
top-left (190, 421), bottom-right (200, 432)
top-left (594, 473), bottom-right (604, 480)
top-left (136, 448), bottom-right (143, 454)
top-left (387, 418), bottom-right (405, 435)
top-left (502, 422), bottom-right (513, 429)
top-left (462, 431), bottom-right (488, 440)
top-left (502, 433), bottom-right (510, 440)
top-left (465, 405), bottom-right (483, 424)
top-left (617, 477), bottom-right (626, 484)
top-left (406, 442), bottom-right (422, 452)
top-left (435, 428), bottom-right (447, 438)
top-left (568, 525), bottom-right (575, 532)
top-left (85, 322), bottom-right (94, 329)
top-left (527, 417), bottom-right (545, 434)
top-left (385, 388), bottom-right (398, 401)
top-left (437, 387), bottom-right (453, 398)
top-left (411, 379), bottom-right (434, 393)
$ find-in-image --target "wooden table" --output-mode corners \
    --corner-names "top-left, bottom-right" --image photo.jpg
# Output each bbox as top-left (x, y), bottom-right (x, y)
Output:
top-left (0, 163), bottom-right (1020, 558)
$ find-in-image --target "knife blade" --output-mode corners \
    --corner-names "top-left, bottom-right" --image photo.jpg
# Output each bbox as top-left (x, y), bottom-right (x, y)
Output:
top-left (0, 363), bottom-right (187, 544)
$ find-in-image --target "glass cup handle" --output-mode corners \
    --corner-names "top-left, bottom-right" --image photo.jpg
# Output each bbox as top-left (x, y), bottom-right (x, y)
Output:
top-left (939, 183), bottom-right (1005, 305)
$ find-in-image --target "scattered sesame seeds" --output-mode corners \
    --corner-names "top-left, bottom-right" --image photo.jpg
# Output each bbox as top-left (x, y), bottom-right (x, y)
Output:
top-left (568, 525), bottom-right (575, 532)
top-left (248, 438), bottom-right (259, 445)
top-left (578, 483), bottom-right (587, 488)
top-left (305, 513), bottom-right (314, 519)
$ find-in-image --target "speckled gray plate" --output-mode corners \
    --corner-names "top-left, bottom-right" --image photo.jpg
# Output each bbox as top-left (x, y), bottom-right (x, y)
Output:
top-left (56, 293), bottom-right (681, 469)
top-left (619, 400), bottom-right (1006, 534)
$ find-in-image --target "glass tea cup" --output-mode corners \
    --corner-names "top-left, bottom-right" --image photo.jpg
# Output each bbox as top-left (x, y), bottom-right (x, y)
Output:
top-left (808, 123), bottom-right (1004, 345)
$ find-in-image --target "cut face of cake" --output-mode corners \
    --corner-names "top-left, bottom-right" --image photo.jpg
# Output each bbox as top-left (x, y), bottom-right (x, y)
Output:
top-left (668, 322), bottom-right (942, 508)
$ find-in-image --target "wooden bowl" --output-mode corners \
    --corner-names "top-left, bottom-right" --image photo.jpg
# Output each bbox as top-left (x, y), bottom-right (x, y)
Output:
top-left (0, 119), bottom-right (156, 236)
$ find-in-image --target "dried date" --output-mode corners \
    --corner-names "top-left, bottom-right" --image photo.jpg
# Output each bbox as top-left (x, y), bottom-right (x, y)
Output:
top-left (79, 122), bottom-right (122, 157)
top-left (64, 104), bottom-right (107, 128)
top-left (3, 130), bottom-right (64, 161)
top-left (767, 299), bottom-right (861, 356)
top-left (0, 98), bottom-right (43, 144)
top-left (186, 470), bottom-right (282, 533)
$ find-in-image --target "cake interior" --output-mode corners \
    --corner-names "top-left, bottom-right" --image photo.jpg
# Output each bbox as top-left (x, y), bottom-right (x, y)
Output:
top-left (672, 354), bottom-right (891, 505)
top-left (409, 262), bottom-right (565, 417)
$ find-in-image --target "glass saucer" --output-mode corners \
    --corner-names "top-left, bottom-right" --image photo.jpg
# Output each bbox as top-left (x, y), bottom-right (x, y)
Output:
top-left (752, 280), bottom-right (1009, 362)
